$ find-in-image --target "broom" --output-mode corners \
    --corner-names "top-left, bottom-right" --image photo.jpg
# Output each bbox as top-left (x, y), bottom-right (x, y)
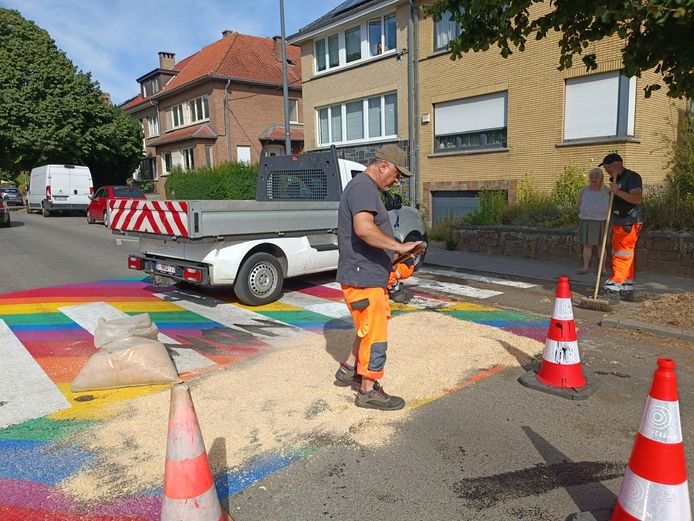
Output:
top-left (579, 192), bottom-right (614, 311)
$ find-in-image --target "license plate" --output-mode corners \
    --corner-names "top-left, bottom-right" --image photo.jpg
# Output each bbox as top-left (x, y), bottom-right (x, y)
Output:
top-left (155, 262), bottom-right (176, 275)
top-left (54, 195), bottom-right (68, 200)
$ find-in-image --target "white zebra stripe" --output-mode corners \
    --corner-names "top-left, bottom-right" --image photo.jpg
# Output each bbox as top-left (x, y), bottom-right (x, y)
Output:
top-left (638, 397), bottom-right (683, 444)
top-left (616, 468), bottom-right (690, 521)
top-left (542, 338), bottom-right (581, 365)
top-left (552, 297), bottom-right (574, 321)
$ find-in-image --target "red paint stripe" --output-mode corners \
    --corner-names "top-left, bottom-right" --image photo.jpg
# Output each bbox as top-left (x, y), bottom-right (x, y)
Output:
top-left (133, 206), bottom-right (148, 232)
top-left (609, 501), bottom-right (641, 521)
top-left (546, 318), bottom-right (576, 342)
top-left (163, 451), bottom-right (214, 499)
top-left (444, 365), bottom-right (506, 395)
top-left (628, 434), bottom-right (687, 485)
top-left (0, 505), bottom-right (153, 521)
top-left (535, 358), bottom-right (587, 388)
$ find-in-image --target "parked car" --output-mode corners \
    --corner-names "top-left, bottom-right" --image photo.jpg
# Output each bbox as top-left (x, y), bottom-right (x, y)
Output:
top-left (87, 185), bottom-right (147, 226)
top-left (0, 186), bottom-right (23, 206)
top-left (0, 200), bottom-right (10, 227)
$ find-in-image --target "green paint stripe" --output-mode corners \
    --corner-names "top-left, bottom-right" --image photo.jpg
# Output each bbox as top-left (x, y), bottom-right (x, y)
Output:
top-left (138, 311), bottom-right (213, 323)
top-left (0, 417), bottom-right (95, 442)
top-left (0, 313), bottom-right (74, 326)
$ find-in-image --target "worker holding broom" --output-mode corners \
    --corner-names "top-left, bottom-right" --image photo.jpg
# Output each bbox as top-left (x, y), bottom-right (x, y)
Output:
top-left (599, 153), bottom-right (644, 304)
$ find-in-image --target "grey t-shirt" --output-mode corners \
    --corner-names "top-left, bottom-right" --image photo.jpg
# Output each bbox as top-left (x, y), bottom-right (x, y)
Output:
top-left (336, 173), bottom-right (394, 287)
top-left (611, 169), bottom-right (643, 225)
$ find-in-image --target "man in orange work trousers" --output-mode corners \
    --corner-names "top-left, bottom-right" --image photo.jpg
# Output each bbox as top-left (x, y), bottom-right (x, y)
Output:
top-left (599, 153), bottom-right (644, 304)
top-left (334, 144), bottom-right (423, 411)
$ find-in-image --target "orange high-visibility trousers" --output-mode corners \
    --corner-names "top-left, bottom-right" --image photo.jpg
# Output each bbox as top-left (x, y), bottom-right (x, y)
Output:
top-left (608, 224), bottom-right (642, 286)
top-left (341, 285), bottom-right (391, 381)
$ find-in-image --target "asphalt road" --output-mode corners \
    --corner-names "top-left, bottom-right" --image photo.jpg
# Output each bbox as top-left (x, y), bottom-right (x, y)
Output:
top-left (0, 208), bottom-right (135, 292)
top-left (1, 208), bottom-right (692, 520)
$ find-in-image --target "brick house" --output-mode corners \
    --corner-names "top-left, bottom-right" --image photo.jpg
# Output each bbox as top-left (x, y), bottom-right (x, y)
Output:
top-left (290, 0), bottom-right (689, 225)
top-left (121, 30), bottom-right (303, 195)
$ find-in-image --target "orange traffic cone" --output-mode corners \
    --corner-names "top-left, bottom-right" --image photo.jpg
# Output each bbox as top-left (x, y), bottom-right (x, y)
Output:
top-left (161, 384), bottom-right (233, 521)
top-left (519, 276), bottom-right (599, 400)
top-left (610, 358), bottom-right (691, 520)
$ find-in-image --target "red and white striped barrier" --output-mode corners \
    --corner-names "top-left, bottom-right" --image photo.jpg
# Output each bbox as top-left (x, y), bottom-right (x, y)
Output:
top-left (108, 199), bottom-right (189, 237)
top-left (610, 358), bottom-right (691, 520)
top-left (161, 385), bottom-right (232, 521)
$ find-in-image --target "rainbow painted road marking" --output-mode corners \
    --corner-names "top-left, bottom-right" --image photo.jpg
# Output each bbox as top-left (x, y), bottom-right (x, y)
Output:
top-left (0, 276), bottom-right (547, 520)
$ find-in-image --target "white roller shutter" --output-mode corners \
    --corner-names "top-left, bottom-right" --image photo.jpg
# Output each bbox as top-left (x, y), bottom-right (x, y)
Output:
top-left (564, 72), bottom-right (619, 140)
top-left (435, 92), bottom-right (507, 136)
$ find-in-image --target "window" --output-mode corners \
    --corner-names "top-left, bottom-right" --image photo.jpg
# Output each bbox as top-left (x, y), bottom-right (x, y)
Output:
top-left (183, 148), bottom-right (195, 170)
top-left (435, 11), bottom-right (461, 50)
top-left (205, 145), bottom-right (213, 167)
top-left (189, 96), bottom-right (209, 122)
top-left (171, 104), bottom-right (184, 128)
top-left (142, 77), bottom-right (160, 97)
top-left (345, 26), bottom-right (361, 62)
top-left (315, 39), bottom-right (326, 71)
top-left (289, 99), bottom-right (300, 123)
top-left (147, 114), bottom-right (159, 137)
top-left (237, 145), bottom-right (251, 164)
top-left (564, 71), bottom-right (636, 141)
top-left (434, 91), bottom-right (508, 151)
top-left (314, 13), bottom-right (396, 73)
top-left (317, 93), bottom-right (397, 146)
top-left (164, 152), bottom-right (172, 174)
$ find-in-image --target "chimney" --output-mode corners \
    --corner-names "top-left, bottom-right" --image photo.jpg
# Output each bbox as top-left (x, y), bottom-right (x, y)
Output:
top-left (158, 51), bottom-right (175, 69)
top-left (222, 29), bottom-right (235, 38)
top-left (272, 35), bottom-right (282, 59)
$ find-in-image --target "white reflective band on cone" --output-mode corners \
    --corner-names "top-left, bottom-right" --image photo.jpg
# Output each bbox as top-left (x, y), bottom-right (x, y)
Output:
top-left (638, 397), bottom-right (683, 444)
top-left (542, 339), bottom-right (581, 365)
top-left (552, 298), bottom-right (574, 321)
top-left (617, 468), bottom-right (691, 521)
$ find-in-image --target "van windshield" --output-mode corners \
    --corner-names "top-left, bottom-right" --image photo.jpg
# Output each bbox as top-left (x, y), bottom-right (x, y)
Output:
top-left (113, 187), bottom-right (145, 198)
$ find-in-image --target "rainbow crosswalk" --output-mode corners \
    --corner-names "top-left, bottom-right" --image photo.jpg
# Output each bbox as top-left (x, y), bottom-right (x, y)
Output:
top-left (0, 276), bottom-right (549, 520)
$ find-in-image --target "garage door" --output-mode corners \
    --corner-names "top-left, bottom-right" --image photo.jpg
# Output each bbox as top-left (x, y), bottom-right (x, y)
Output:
top-left (431, 191), bottom-right (480, 225)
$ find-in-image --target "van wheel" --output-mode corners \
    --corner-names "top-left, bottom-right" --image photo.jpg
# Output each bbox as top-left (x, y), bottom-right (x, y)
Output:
top-left (234, 252), bottom-right (284, 306)
top-left (404, 232), bottom-right (428, 269)
top-left (25, 202), bottom-right (33, 215)
top-left (87, 211), bottom-right (95, 224)
top-left (41, 203), bottom-right (51, 217)
top-left (103, 211), bottom-right (109, 227)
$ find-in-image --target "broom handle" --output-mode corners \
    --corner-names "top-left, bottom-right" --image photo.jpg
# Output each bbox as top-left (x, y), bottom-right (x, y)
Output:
top-left (593, 192), bottom-right (614, 300)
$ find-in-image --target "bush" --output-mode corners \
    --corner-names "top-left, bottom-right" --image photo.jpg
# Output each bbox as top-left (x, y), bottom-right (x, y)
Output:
top-left (503, 171), bottom-right (580, 227)
top-left (165, 162), bottom-right (258, 200)
top-left (463, 189), bottom-right (505, 225)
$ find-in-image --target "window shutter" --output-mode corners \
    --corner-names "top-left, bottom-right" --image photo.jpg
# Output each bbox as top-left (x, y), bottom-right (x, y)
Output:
top-left (564, 72), bottom-right (619, 140)
top-left (434, 92), bottom-right (507, 136)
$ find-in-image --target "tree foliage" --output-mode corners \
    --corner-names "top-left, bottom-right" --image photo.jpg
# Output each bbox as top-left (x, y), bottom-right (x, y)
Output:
top-left (424, 0), bottom-right (694, 99)
top-left (0, 8), bottom-right (143, 184)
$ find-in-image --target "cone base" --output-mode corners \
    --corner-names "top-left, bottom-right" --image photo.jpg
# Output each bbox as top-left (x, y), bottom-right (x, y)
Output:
top-left (566, 509), bottom-right (613, 521)
top-left (519, 369), bottom-right (600, 400)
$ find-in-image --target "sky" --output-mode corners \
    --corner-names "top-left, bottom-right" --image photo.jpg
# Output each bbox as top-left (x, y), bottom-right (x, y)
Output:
top-left (0, 0), bottom-right (343, 105)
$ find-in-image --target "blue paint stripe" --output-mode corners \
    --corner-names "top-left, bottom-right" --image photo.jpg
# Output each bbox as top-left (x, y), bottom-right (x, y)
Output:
top-left (155, 322), bottom-right (219, 330)
top-left (216, 452), bottom-right (303, 498)
top-left (0, 441), bottom-right (97, 484)
top-left (9, 323), bottom-right (83, 332)
top-left (0, 438), bottom-right (47, 450)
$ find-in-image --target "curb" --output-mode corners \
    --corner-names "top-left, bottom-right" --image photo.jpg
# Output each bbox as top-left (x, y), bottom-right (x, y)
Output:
top-left (600, 309), bottom-right (694, 342)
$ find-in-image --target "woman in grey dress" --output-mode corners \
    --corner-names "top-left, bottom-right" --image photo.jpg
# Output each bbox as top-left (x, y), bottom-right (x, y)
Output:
top-left (577, 168), bottom-right (610, 274)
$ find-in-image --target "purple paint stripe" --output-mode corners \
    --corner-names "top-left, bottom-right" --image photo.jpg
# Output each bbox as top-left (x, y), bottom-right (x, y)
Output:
top-left (0, 478), bottom-right (160, 519)
top-left (503, 327), bottom-right (547, 342)
top-left (15, 330), bottom-right (92, 342)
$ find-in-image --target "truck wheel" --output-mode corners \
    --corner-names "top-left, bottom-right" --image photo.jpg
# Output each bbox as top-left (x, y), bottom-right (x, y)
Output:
top-left (25, 202), bottom-right (33, 214)
top-left (41, 203), bottom-right (51, 217)
top-left (234, 252), bottom-right (284, 306)
top-left (404, 232), bottom-right (428, 269)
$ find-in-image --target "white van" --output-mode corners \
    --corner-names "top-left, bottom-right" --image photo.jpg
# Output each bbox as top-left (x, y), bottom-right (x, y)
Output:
top-left (26, 165), bottom-right (94, 216)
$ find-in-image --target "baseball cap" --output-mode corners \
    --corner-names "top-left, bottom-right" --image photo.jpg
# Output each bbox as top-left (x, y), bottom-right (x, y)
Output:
top-left (375, 144), bottom-right (413, 177)
top-left (598, 153), bottom-right (623, 167)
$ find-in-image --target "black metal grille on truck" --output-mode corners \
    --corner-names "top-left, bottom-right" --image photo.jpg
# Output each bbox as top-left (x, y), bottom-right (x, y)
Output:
top-left (263, 170), bottom-right (328, 201)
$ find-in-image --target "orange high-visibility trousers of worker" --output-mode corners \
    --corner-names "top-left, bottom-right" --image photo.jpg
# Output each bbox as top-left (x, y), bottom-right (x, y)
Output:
top-left (341, 285), bottom-right (391, 380)
top-left (605, 223), bottom-right (642, 291)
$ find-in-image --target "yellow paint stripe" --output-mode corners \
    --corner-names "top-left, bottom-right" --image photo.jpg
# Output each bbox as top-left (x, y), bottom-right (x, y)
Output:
top-left (390, 303), bottom-right (419, 312)
top-left (110, 301), bottom-right (184, 313)
top-left (233, 301), bottom-right (302, 312)
top-left (0, 302), bottom-right (92, 315)
top-left (48, 382), bottom-right (172, 421)
top-left (439, 302), bottom-right (499, 312)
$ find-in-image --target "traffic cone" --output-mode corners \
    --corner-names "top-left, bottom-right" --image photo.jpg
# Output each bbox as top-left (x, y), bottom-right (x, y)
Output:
top-left (161, 384), bottom-right (233, 521)
top-left (610, 358), bottom-right (691, 520)
top-left (519, 276), bottom-right (599, 400)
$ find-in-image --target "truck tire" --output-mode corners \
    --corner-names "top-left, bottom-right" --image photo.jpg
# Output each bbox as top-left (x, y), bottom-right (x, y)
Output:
top-left (234, 252), bottom-right (284, 306)
top-left (25, 201), bottom-right (34, 214)
top-left (404, 231), bottom-right (428, 269)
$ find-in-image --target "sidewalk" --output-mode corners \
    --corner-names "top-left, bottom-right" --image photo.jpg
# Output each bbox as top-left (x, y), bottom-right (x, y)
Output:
top-left (423, 242), bottom-right (694, 343)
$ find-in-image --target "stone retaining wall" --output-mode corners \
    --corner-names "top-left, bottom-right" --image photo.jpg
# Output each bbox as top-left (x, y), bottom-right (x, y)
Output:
top-left (450, 225), bottom-right (694, 277)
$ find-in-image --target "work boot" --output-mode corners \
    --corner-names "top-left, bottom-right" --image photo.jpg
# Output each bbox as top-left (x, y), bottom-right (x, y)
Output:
top-left (355, 387), bottom-right (405, 411)
top-left (335, 364), bottom-right (380, 389)
top-left (620, 291), bottom-right (636, 302)
top-left (603, 289), bottom-right (620, 305)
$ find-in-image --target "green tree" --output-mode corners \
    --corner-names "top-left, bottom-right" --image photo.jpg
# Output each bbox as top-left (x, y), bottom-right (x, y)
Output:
top-left (0, 8), bottom-right (142, 184)
top-left (424, 0), bottom-right (694, 99)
